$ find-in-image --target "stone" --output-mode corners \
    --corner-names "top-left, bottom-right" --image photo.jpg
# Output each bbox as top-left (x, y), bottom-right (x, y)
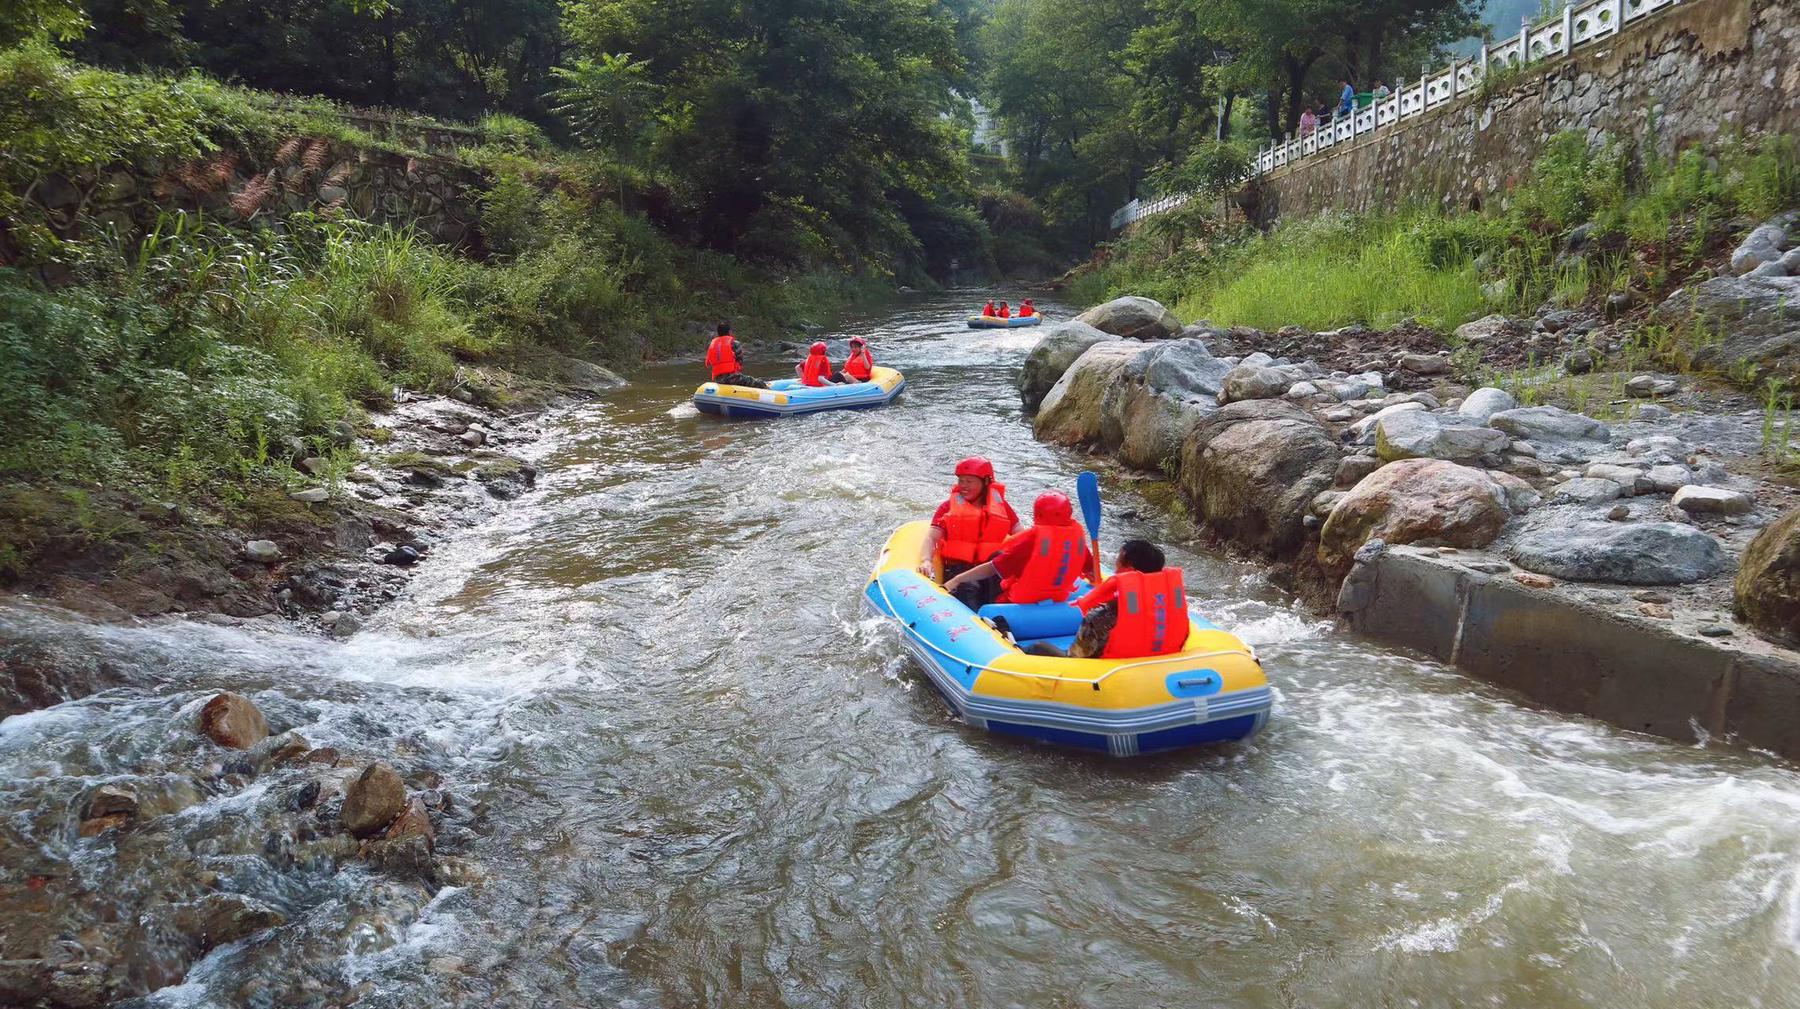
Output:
top-left (1632, 590), bottom-right (1672, 604)
top-left (1507, 520), bottom-right (1728, 584)
top-left (1660, 275), bottom-right (1800, 385)
top-left (1349, 401), bottom-right (1427, 443)
top-left (79, 813), bottom-right (131, 837)
top-left (199, 692), bottom-right (269, 749)
top-left (318, 184), bottom-right (349, 204)
top-left (331, 420), bottom-right (356, 446)
top-left (1458, 387), bottom-right (1519, 422)
top-left (1549, 477), bottom-right (1622, 503)
top-left (242, 540), bottom-right (281, 564)
top-left (1455, 315), bottom-right (1522, 344)
top-left (1074, 296), bottom-right (1183, 340)
top-left (1178, 400), bottom-right (1341, 555)
top-left (1639, 602), bottom-right (1675, 619)
top-left (1374, 410), bottom-right (1510, 463)
top-left (289, 487), bottom-right (329, 504)
top-left (1487, 406), bottom-right (1611, 462)
top-left (1323, 407), bottom-right (1356, 423)
top-left (1399, 352), bottom-right (1451, 375)
top-left (1318, 459), bottom-right (1513, 569)
top-left (1750, 261), bottom-right (1789, 278)
top-left (1219, 365), bottom-right (1292, 404)
top-left (1634, 404), bottom-right (1673, 421)
top-left (88, 784), bottom-right (139, 819)
top-left (1671, 485), bottom-right (1753, 516)
top-left (1310, 490), bottom-right (1346, 518)
top-left (329, 613), bottom-right (362, 640)
top-left (1285, 380), bottom-right (1322, 399)
top-left (384, 796), bottom-right (436, 848)
top-left (1335, 455), bottom-right (1383, 488)
top-left (1130, 338), bottom-right (1232, 402)
top-left (1034, 341), bottom-right (1148, 444)
top-left (1644, 464), bottom-right (1692, 492)
top-left (1584, 463), bottom-right (1646, 494)
top-left (1625, 375), bottom-right (1679, 397)
top-left (383, 544), bottom-right (421, 566)
top-left (1734, 507), bottom-right (1800, 641)
top-left (1697, 625), bottom-right (1733, 637)
top-left (1730, 225), bottom-right (1786, 274)
top-left (1513, 572), bottom-right (1557, 589)
top-left (458, 428), bottom-right (486, 448)
top-left (173, 894), bottom-right (286, 953)
top-left (1608, 504), bottom-right (1631, 521)
top-left (298, 456), bottom-right (329, 476)
top-left (341, 763), bottom-right (407, 837)
top-left (550, 355), bottom-right (628, 395)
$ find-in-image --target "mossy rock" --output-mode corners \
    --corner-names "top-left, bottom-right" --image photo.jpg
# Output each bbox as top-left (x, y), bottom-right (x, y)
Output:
top-left (1735, 507), bottom-right (1800, 642)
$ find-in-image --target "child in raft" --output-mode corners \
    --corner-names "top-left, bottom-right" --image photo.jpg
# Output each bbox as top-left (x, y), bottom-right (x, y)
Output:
top-left (797, 342), bottom-right (854, 386)
top-left (843, 337), bottom-right (875, 382)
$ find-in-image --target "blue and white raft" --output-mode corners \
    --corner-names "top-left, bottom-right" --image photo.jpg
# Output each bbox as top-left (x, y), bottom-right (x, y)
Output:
top-left (863, 521), bottom-right (1272, 757)
top-left (966, 314), bottom-right (1042, 329)
top-left (693, 366), bottom-right (905, 419)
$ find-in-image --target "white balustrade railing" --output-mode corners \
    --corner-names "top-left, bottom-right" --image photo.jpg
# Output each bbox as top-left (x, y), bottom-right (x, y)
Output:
top-left (1112, 0), bottom-right (1685, 230)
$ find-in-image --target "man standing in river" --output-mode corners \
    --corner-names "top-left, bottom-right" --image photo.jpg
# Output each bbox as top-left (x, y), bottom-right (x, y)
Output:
top-left (704, 321), bottom-right (767, 388)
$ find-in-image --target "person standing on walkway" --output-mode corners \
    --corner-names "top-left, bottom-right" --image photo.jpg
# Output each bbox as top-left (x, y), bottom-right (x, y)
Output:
top-left (1338, 78), bottom-right (1356, 118)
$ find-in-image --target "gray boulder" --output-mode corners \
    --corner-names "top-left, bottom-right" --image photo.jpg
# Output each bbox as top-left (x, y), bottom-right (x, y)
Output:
top-left (1350, 401), bottom-right (1427, 443)
top-left (1220, 365), bottom-right (1292, 404)
top-left (1100, 339), bottom-right (1228, 471)
top-left (1075, 296), bottom-right (1184, 340)
top-left (1319, 459), bottom-right (1513, 569)
top-left (1730, 224), bottom-right (1787, 275)
top-left (1178, 400), bottom-right (1340, 555)
top-left (1548, 477), bottom-right (1623, 504)
top-left (1018, 321), bottom-right (1118, 412)
top-left (1034, 341), bottom-right (1149, 446)
top-left (1487, 406), bottom-right (1611, 462)
top-left (1458, 387), bottom-right (1519, 422)
top-left (1455, 314), bottom-right (1524, 344)
top-left (1660, 275), bottom-right (1800, 386)
top-left (1671, 485), bottom-right (1753, 515)
top-left (1508, 520), bottom-right (1729, 584)
top-left (1374, 410), bottom-right (1510, 463)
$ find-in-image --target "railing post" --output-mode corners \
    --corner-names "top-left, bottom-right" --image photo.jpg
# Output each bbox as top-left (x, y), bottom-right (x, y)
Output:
top-left (1612, 0), bottom-right (1624, 33)
top-left (1479, 38), bottom-right (1488, 79)
top-left (1561, 0), bottom-right (1574, 55)
top-left (1522, 15), bottom-right (1533, 62)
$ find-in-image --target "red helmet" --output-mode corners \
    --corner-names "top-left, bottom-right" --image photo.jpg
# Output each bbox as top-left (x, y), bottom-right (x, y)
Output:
top-left (1033, 491), bottom-right (1074, 526)
top-left (954, 456), bottom-right (995, 480)
top-left (809, 341), bottom-right (827, 353)
top-left (849, 336), bottom-right (866, 346)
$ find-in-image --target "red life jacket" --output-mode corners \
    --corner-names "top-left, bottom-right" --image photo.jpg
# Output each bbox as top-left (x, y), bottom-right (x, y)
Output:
top-left (705, 335), bottom-right (741, 379)
top-left (799, 353), bottom-right (832, 387)
top-left (1019, 304), bottom-right (1035, 317)
top-left (844, 348), bottom-right (874, 381)
top-left (1101, 568), bottom-right (1189, 658)
top-left (997, 305), bottom-right (1011, 318)
top-left (982, 302), bottom-right (996, 317)
top-left (998, 524), bottom-right (1088, 603)
top-left (939, 483), bottom-right (1010, 565)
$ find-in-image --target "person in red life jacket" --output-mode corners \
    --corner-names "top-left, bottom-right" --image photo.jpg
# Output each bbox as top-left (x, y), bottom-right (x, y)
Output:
top-left (1025, 539), bottom-right (1189, 658)
top-left (843, 336), bottom-right (875, 382)
top-left (1018, 299), bottom-right (1036, 317)
top-left (996, 301), bottom-right (1011, 318)
top-left (943, 491), bottom-right (1089, 605)
top-left (981, 300), bottom-right (997, 317)
top-left (917, 456), bottom-right (1021, 610)
top-left (796, 341), bottom-right (850, 387)
top-left (703, 321), bottom-right (766, 388)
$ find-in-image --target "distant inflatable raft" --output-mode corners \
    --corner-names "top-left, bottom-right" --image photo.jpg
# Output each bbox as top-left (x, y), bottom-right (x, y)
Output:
top-left (966, 315), bottom-right (1042, 329)
top-left (694, 366), bottom-right (905, 419)
top-left (863, 521), bottom-right (1271, 756)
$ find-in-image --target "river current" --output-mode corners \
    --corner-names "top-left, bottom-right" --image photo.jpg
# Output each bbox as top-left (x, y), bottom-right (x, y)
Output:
top-left (3, 293), bottom-right (1799, 1007)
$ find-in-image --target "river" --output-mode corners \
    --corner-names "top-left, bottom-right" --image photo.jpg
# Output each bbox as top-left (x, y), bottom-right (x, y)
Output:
top-left (3, 292), bottom-right (1799, 1008)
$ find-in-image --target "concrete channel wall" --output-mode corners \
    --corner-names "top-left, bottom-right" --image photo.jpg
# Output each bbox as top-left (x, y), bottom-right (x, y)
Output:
top-left (1345, 546), bottom-right (1800, 757)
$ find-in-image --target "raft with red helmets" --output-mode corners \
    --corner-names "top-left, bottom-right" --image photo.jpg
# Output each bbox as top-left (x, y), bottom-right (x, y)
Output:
top-left (693, 364), bottom-right (905, 419)
top-left (966, 314), bottom-right (1042, 329)
top-left (862, 521), bottom-right (1272, 757)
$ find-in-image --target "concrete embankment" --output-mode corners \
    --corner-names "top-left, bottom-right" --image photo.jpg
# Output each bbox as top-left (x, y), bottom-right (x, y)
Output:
top-left (1024, 295), bottom-right (1800, 758)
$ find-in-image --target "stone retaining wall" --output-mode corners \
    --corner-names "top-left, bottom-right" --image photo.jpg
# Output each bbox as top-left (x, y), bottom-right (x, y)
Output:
top-left (1248, 0), bottom-right (1798, 224)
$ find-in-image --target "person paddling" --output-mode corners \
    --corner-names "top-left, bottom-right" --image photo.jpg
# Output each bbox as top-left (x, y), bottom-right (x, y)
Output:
top-left (1018, 299), bottom-right (1036, 318)
top-left (843, 336), bottom-right (875, 382)
top-left (1026, 539), bottom-right (1189, 658)
top-left (704, 321), bottom-right (766, 388)
top-left (797, 341), bottom-right (850, 387)
top-left (943, 491), bottom-right (1089, 605)
top-left (918, 456), bottom-right (1020, 610)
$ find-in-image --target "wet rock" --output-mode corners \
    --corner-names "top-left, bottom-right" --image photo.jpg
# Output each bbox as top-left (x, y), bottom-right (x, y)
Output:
top-left (1017, 322), bottom-right (1118, 412)
top-left (1219, 365), bottom-right (1291, 404)
top-left (1458, 387), bottom-right (1519, 423)
top-left (1318, 459), bottom-right (1512, 569)
top-left (242, 540), bottom-right (282, 564)
top-left (550, 355), bottom-right (628, 394)
top-left (342, 763), bottom-right (406, 837)
top-left (1035, 341), bottom-right (1149, 445)
top-left (458, 427), bottom-right (487, 448)
top-left (1626, 375), bottom-right (1680, 397)
top-left (78, 813), bottom-right (131, 837)
top-left (87, 784), bottom-right (139, 819)
top-left (329, 613), bottom-right (362, 639)
top-left (1074, 296), bottom-right (1183, 340)
top-left (1734, 507), bottom-right (1800, 641)
top-left (1549, 477), bottom-right (1622, 504)
top-left (475, 457), bottom-right (536, 500)
top-left (1671, 485), bottom-right (1753, 516)
top-left (172, 893), bottom-right (286, 953)
top-left (1178, 400), bottom-right (1339, 555)
top-left (1660, 275), bottom-right (1800, 385)
top-left (1508, 520), bottom-right (1728, 584)
top-left (252, 731), bottom-right (312, 769)
top-left (1487, 406), bottom-right (1610, 463)
top-left (1374, 411), bottom-right (1509, 463)
top-left (384, 544), bottom-right (421, 566)
top-left (199, 692), bottom-right (270, 749)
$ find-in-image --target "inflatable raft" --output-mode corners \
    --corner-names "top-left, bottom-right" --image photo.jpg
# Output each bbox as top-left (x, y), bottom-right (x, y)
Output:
top-left (694, 366), bottom-right (905, 419)
top-left (966, 315), bottom-right (1042, 329)
top-left (863, 521), bottom-right (1271, 756)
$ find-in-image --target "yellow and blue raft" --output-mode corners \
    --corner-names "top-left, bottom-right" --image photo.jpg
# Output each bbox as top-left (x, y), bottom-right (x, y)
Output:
top-left (694, 366), bottom-right (905, 419)
top-left (966, 314), bottom-right (1042, 329)
top-left (863, 521), bottom-right (1271, 756)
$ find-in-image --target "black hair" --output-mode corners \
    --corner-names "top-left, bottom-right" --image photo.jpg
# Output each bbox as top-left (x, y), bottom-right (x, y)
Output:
top-left (1118, 539), bottom-right (1165, 573)
top-left (717, 321), bottom-right (731, 336)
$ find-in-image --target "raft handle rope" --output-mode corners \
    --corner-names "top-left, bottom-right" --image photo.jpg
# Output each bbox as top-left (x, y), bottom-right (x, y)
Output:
top-left (875, 575), bottom-right (1253, 690)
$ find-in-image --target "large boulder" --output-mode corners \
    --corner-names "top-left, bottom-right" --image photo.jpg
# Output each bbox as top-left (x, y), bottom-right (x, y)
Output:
top-left (198, 692), bottom-right (269, 750)
top-left (1033, 341), bottom-right (1149, 446)
top-left (1659, 274), bottom-right (1800, 386)
top-left (1219, 365), bottom-right (1292, 404)
top-left (341, 762), bottom-right (407, 837)
top-left (1017, 321), bottom-right (1119, 412)
top-left (1374, 410), bottom-right (1510, 463)
top-left (1075, 296), bottom-right (1184, 340)
top-left (1735, 507), bottom-right (1800, 641)
top-left (1318, 459), bottom-right (1513, 569)
top-left (1458, 387), bottom-right (1519, 423)
top-left (1507, 519), bottom-right (1728, 584)
top-left (1178, 400), bottom-right (1340, 555)
top-left (1487, 406), bottom-right (1611, 463)
top-left (1100, 340), bottom-right (1227, 471)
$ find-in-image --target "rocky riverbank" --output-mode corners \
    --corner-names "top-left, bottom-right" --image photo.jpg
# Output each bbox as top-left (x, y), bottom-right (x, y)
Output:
top-left (1025, 290), bottom-right (1800, 755)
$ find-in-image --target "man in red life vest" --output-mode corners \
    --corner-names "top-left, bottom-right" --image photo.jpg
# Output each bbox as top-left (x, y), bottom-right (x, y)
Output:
top-left (703, 321), bottom-right (766, 388)
top-left (996, 301), bottom-right (1011, 318)
top-left (981, 300), bottom-right (997, 317)
top-left (943, 491), bottom-right (1089, 605)
top-left (797, 341), bottom-right (850, 387)
top-left (843, 336), bottom-right (875, 382)
top-left (1027, 539), bottom-right (1189, 658)
top-left (1018, 299), bottom-right (1036, 317)
top-left (917, 456), bottom-right (1020, 610)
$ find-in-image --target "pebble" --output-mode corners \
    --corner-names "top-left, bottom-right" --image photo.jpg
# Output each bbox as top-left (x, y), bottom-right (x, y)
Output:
top-left (1632, 590), bottom-right (1673, 603)
top-left (1672, 485), bottom-right (1753, 516)
top-left (1697, 625), bottom-right (1734, 637)
top-left (1638, 602), bottom-right (1675, 620)
top-left (243, 539), bottom-right (282, 564)
top-left (384, 544), bottom-right (422, 566)
top-left (1513, 572), bottom-right (1556, 589)
top-left (1607, 504), bottom-right (1630, 521)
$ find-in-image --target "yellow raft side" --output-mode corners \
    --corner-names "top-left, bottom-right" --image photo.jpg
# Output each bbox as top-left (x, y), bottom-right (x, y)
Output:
top-left (872, 521), bottom-right (1268, 712)
top-left (695, 365), bottom-right (903, 400)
